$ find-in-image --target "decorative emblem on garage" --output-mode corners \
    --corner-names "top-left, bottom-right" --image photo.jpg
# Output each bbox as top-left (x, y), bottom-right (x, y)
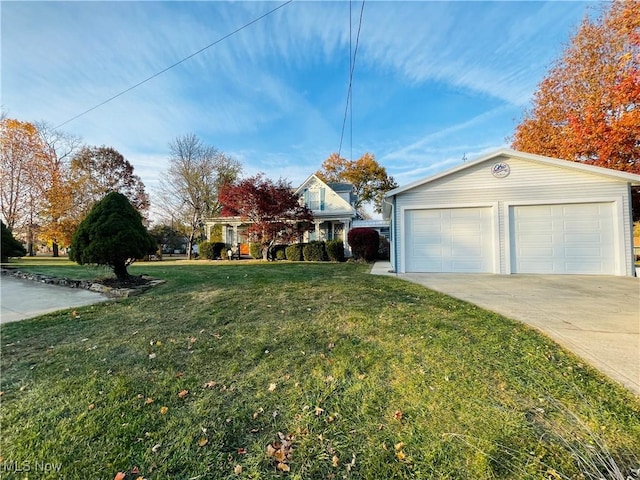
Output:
top-left (491, 162), bottom-right (510, 178)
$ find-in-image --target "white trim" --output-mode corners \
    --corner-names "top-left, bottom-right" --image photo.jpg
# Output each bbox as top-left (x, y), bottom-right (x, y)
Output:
top-left (503, 197), bottom-right (625, 275)
top-left (399, 202), bottom-right (499, 274)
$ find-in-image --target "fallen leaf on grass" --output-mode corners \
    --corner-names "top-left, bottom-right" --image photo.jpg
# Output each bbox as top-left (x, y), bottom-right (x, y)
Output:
top-left (145, 398), bottom-right (154, 405)
top-left (148, 353), bottom-right (156, 360)
top-left (233, 465), bottom-right (243, 474)
top-left (266, 433), bottom-right (295, 470)
top-left (253, 407), bottom-right (264, 419)
top-left (198, 437), bottom-right (208, 447)
top-left (314, 406), bottom-right (324, 416)
top-left (274, 449), bottom-right (286, 462)
top-left (160, 406), bottom-right (168, 415)
top-left (88, 403), bottom-right (95, 411)
top-left (394, 410), bottom-right (403, 420)
top-left (203, 380), bottom-right (217, 388)
top-left (131, 466), bottom-right (140, 474)
top-left (114, 473), bottom-right (126, 480)
top-left (268, 383), bottom-right (277, 392)
top-left (237, 447), bottom-right (247, 455)
top-left (152, 443), bottom-right (161, 453)
top-left (178, 389), bottom-right (189, 398)
top-left (332, 455), bottom-right (339, 467)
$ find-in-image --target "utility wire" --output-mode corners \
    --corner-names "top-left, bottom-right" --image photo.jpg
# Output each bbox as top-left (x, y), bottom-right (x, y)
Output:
top-left (338, 0), bottom-right (365, 159)
top-left (54, 0), bottom-right (294, 130)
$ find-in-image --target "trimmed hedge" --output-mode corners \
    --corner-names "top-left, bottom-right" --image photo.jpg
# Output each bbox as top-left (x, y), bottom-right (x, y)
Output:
top-left (326, 239), bottom-right (345, 262)
top-left (272, 244), bottom-right (288, 260)
top-left (198, 241), bottom-right (228, 260)
top-left (285, 243), bottom-right (305, 261)
top-left (249, 243), bottom-right (262, 260)
top-left (198, 241), bottom-right (214, 260)
top-left (212, 242), bottom-right (227, 259)
top-left (303, 241), bottom-right (327, 262)
top-left (347, 227), bottom-right (379, 261)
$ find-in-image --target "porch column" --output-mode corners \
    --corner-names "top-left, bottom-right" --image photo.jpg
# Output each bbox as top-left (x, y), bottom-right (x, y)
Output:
top-left (314, 220), bottom-right (321, 240)
top-left (342, 219), bottom-right (352, 256)
top-left (232, 224), bottom-right (239, 244)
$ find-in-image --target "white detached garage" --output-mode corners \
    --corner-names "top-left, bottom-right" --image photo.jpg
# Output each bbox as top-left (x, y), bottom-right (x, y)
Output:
top-left (384, 149), bottom-right (640, 276)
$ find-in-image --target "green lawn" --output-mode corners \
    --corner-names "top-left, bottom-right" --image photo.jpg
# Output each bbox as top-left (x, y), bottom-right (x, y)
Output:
top-left (1, 259), bottom-right (639, 479)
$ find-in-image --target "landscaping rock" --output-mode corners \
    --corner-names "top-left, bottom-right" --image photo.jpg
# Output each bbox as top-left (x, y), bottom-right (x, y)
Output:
top-left (1, 267), bottom-right (164, 298)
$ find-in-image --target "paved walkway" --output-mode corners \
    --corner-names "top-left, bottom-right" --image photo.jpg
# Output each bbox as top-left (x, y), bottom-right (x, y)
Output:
top-left (0, 275), bottom-right (109, 323)
top-left (371, 262), bottom-right (640, 395)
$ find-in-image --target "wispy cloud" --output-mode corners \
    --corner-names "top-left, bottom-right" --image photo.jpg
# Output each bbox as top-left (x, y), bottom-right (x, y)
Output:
top-left (2, 0), bottom-right (591, 210)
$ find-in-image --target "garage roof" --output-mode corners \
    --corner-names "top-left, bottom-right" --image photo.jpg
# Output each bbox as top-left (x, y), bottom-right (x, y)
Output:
top-left (385, 148), bottom-right (640, 199)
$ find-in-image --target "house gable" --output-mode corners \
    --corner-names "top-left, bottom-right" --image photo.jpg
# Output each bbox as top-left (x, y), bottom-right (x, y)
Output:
top-left (296, 175), bottom-right (356, 217)
top-left (386, 149), bottom-right (640, 199)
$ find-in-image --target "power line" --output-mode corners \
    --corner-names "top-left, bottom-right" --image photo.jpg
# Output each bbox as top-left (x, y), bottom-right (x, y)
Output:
top-left (54, 0), bottom-right (294, 130)
top-left (338, 0), bottom-right (365, 159)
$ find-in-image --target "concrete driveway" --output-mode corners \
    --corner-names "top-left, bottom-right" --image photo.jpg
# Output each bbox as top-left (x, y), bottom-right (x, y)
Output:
top-left (372, 262), bottom-right (640, 395)
top-left (1, 275), bottom-right (109, 323)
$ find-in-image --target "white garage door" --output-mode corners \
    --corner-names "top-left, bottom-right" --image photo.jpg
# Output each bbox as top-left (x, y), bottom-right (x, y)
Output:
top-left (405, 207), bottom-right (494, 273)
top-left (510, 203), bottom-right (615, 274)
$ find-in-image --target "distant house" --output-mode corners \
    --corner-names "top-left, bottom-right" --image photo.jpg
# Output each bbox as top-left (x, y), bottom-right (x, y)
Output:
top-left (204, 174), bottom-right (389, 256)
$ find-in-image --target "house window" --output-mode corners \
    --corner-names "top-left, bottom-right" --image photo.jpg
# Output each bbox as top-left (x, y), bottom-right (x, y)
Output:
top-left (334, 223), bottom-right (344, 240)
top-left (304, 188), bottom-right (325, 211)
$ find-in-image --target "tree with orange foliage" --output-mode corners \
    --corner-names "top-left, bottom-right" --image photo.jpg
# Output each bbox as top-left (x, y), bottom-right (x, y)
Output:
top-left (0, 118), bottom-right (50, 254)
top-left (316, 152), bottom-right (397, 216)
top-left (512, 0), bottom-right (639, 173)
top-left (35, 122), bottom-right (82, 256)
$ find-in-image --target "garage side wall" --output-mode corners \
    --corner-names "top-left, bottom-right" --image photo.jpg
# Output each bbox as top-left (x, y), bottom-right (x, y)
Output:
top-left (392, 156), bottom-right (634, 275)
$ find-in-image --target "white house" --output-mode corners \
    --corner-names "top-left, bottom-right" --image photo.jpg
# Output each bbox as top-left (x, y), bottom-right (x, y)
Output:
top-left (383, 149), bottom-right (640, 276)
top-left (296, 174), bottom-right (358, 243)
top-left (204, 175), bottom-right (361, 254)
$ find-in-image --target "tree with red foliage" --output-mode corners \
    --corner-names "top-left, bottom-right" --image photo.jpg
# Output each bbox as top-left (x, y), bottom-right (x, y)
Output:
top-left (512, 0), bottom-right (640, 173)
top-left (218, 174), bottom-right (314, 260)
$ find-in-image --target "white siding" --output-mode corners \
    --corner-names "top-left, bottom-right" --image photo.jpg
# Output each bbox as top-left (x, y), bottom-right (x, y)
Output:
top-left (392, 155), bottom-right (635, 275)
top-left (299, 176), bottom-right (354, 216)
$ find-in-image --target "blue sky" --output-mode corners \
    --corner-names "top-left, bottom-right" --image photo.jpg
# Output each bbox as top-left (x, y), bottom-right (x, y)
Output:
top-left (2, 1), bottom-right (596, 218)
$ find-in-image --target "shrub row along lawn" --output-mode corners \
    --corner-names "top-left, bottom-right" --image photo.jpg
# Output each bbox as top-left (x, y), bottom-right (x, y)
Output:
top-left (1, 260), bottom-right (639, 479)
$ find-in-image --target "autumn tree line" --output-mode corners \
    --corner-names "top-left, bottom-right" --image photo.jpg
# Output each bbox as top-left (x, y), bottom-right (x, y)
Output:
top-left (0, 118), bottom-right (150, 257)
top-left (2, 0), bottom-right (638, 259)
top-left (0, 117), bottom-right (396, 260)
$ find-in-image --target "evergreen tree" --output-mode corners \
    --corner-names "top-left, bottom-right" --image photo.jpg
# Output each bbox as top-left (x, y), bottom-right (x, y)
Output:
top-left (69, 192), bottom-right (156, 279)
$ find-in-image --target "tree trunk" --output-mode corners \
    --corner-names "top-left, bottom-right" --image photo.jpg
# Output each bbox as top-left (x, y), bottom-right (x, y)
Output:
top-left (27, 227), bottom-right (35, 256)
top-left (52, 242), bottom-right (59, 257)
top-left (113, 260), bottom-right (130, 280)
top-left (187, 234), bottom-right (194, 260)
